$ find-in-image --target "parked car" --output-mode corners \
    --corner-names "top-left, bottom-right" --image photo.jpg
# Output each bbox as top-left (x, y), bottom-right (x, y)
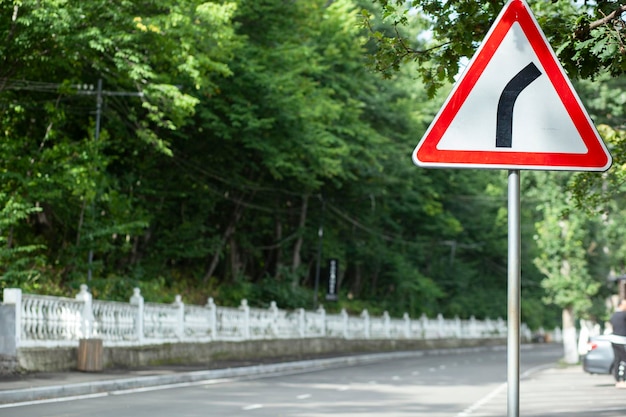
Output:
top-left (583, 335), bottom-right (614, 375)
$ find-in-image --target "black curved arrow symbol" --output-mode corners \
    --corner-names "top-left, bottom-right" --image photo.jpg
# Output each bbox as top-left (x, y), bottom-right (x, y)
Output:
top-left (495, 63), bottom-right (542, 148)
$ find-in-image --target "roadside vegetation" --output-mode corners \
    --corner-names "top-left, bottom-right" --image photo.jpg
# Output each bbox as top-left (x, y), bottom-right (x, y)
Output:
top-left (0, 1), bottom-right (624, 337)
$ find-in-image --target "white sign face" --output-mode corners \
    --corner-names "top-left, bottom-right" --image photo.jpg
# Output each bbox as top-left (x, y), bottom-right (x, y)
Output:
top-left (437, 23), bottom-right (586, 154)
top-left (413, 0), bottom-right (612, 171)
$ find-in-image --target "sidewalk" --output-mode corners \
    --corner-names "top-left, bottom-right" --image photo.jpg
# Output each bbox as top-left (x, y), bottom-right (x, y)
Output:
top-left (474, 363), bottom-right (626, 416)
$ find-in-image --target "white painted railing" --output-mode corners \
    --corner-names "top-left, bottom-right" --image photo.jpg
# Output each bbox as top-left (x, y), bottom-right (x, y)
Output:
top-left (1, 285), bottom-right (527, 349)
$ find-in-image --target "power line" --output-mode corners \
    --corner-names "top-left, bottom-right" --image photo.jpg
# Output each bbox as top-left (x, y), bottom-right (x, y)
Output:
top-left (0, 77), bottom-right (143, 98)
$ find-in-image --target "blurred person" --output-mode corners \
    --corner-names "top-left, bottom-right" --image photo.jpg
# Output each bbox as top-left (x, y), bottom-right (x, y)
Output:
top-left (609, 299), bottom-right (626, 388)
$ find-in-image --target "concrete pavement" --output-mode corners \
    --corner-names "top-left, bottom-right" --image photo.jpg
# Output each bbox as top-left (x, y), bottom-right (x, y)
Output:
top-left (0, 343), bottom-right (615, 412)
top-left (0, 349), bottom-right (442, 405)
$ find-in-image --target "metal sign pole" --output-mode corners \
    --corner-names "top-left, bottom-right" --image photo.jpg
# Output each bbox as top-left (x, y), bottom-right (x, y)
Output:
top-left (507, 169), bottom-right (521, 417)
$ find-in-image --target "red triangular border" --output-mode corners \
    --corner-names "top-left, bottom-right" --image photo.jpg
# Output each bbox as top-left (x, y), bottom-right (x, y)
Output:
top-left (413, 0), bottom-right (611, 171)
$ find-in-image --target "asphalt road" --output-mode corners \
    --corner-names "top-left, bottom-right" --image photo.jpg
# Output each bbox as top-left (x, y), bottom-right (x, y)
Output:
top-left (2, 344), bottom-right (624, 417)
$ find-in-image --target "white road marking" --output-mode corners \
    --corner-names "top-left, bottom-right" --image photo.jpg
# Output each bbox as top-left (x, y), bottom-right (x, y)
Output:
top-left (0, 378), bottom-right (238, 408)
top-left (297, 394), bottom-right (311, 399)
top-left (0, 393), bottom-right (108, 408)
top-left (242, 404), bottom-right (264, 411)
top-left (455, 364), bottom-right (555, 416)
top-left (455, 382), bottom-right (507, 417)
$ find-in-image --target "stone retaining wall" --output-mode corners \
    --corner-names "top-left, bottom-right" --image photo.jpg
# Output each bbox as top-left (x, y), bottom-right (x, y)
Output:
top-left (14, 337), bottom-right (507, 373)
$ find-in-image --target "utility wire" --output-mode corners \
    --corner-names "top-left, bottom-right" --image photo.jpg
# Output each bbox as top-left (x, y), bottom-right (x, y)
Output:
top-left (0, 78), bottom-right (486, 256)
top-left (0, 77), bottom-right (143, 98)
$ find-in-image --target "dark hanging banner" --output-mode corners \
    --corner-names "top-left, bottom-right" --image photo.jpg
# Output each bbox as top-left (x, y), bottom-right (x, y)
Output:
top-left (325, 258), bottom-right (339, 301)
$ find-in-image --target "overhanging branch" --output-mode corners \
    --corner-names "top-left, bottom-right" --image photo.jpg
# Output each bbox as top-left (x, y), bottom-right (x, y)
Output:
top-left (588, 5), bottom-right (626, 31)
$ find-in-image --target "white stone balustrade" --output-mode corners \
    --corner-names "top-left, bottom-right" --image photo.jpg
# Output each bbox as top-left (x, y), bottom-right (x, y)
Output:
top-left (0, 286), bottom-right (531, 351)
top-left (20, 293), bottom-right (84, 347)
top-left (92, 299), bottom-right (137, 344)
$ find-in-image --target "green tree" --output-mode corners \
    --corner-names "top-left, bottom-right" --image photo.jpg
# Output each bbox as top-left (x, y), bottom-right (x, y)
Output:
top-left (0, 193), bottom-right (45, 291)
top-left (531, 171), bottom-right (610, 363)
top-left (0, 0), bottom-right (238, 292)
top-left (364, 0), bottom-right (625, 95)
top-left (0, 0), bottom-right (563, 334)
top-left (363, 0), bottom-right (625, 335)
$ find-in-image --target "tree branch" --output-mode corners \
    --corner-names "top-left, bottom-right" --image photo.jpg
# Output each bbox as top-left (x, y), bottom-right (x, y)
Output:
top-left (588, 5), bottom-right (626, 31)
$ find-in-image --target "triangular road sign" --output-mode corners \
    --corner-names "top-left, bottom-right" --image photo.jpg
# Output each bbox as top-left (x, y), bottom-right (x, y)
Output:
top-left (413, 0), bottom-right (612, 171)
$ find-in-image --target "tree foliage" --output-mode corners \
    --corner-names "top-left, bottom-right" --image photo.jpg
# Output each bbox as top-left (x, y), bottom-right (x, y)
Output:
top-left (364, 0), bottom-right (625, 94)
top-left (7, 0), bottom-right (616, 330)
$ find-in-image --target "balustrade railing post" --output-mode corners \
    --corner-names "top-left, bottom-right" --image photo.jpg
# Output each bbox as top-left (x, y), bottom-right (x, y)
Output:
top-left (469, 315), bottom-right (477, 338)
top-left (498, 317), bottom-right (506, 335)
top-left (341, 308), bottom-right (348, 338)
top-left (174, 295), bottom-right (184, 339)
top-left (455, 316), bottom-right (462, 338)
top-left (403, 313), bottom-right (411, 339)
top-left (420, 313), bottom-right (428, 339)
top-left (1, 288), bottom-right (22, 356)
top-left (240, 299), bottom-right (250, 340)
top-left (361, 309), bottom-right (370, 339)
top-left (317, 305), bottom-right (326, 337)
top-left (298, 308), bottom-right (305, 338)
top-left (383, 311), bottom-right (390, 338)
top-left (269, 301), bottom-right (279, 337)
top-left (75, 284), bottom-right (94, 338)
top-left (521, 322), bottom-right (530, 342)
top-left (206, 297), bottom-right (217, 340)
top-left (130, 288), bottom-right (144, 344)
top-left (437, 313), bottom-right (445, 338)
